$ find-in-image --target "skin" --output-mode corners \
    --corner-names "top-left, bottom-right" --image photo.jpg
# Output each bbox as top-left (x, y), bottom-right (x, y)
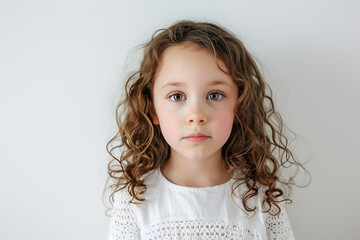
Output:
top-left (150, 42), bottom-right (238, 187)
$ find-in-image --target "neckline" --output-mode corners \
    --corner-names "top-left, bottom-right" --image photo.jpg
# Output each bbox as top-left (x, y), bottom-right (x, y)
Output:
top-left (157, 168), bottom-right (234, 192)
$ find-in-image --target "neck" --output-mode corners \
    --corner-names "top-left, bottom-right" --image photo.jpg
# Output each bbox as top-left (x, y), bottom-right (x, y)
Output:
top-left (160, 149), bottom-right (233, 188)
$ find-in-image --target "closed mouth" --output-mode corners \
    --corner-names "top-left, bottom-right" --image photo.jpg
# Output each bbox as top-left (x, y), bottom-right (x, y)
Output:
top-left (183, 133), bottom-right (211, 143)
top-left (184, 132), bottom-right (210, 138)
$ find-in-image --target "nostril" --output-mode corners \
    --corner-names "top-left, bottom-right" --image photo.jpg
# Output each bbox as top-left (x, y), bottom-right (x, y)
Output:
top-left (188, 119), bottom-right (205, 123)
top-left (188, 116), bottom-right (207, 124)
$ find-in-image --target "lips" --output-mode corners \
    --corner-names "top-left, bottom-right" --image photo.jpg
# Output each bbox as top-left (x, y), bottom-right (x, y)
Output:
top-left (183, 133), bottom-right (211, 143)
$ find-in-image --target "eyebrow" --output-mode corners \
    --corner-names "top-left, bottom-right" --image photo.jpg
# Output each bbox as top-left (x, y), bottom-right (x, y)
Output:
top-left (161, 80), bottom-right (232, 89)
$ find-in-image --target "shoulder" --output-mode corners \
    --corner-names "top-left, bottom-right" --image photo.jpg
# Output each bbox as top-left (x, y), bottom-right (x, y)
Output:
top-left (255, 185), bottom-right (295, 240)
top-left (112, 169), bottom-right (159, 205)
top-left (142, 168), bottom-right (159, 187)
top-left (140, 168), bottom-right (164, 198)
top-left (230, 180), bottom-right (295, 239)
top-left (111, 189), bottom-right (138, 219)
top-left (108, 189), bottom-right (141, 240)
top-left (112, 188), bottom-right (133, 203)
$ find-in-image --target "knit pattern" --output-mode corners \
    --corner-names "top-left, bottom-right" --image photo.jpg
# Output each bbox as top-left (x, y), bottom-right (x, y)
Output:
top-left (264, 206), bottom-right (294, 240)
top-left (107, 191), bottom-right (293, 240)
top-left (142, 219), bottom-right (261, 240)
top-left (108, 190), bottom-right (140, 240)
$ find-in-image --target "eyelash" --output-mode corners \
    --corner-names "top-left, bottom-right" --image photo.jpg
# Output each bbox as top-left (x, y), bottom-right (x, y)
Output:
top-left (167, 91), bottom-right (226, 102)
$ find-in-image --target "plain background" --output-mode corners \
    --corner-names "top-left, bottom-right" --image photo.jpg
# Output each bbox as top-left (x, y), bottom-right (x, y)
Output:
top-left (1, 0), bottom-right (359, 239)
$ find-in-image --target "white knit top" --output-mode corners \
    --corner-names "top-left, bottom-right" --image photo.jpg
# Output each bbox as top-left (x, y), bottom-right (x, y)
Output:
top-left (107, 168), bottom-right (295, 240)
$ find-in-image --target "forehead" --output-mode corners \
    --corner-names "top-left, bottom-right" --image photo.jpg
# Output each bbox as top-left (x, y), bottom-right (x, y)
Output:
top-left (153, 42), bottom-right (232, 87)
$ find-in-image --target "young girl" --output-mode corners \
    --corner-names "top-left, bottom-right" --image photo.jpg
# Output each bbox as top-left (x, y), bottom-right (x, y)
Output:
top-left (105, 20), bottom-right (307, 240)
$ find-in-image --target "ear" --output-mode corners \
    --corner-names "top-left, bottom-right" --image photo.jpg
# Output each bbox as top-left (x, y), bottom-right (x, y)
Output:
top-left (148, 102), bottom-right (159, 125)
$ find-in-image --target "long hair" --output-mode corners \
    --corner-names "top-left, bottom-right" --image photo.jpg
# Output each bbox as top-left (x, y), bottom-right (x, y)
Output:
top-left (104, 20), bottom-right (309, 216)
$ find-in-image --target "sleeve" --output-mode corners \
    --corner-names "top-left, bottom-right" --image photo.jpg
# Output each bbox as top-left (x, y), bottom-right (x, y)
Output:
top-left (107, 190), bottom-right (141, 240)
top-left (263, 202), bottom-right (295, 240)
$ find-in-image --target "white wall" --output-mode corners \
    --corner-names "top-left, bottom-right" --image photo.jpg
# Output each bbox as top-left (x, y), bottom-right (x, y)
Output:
top-left (1, 0), bottom-right (359, 239)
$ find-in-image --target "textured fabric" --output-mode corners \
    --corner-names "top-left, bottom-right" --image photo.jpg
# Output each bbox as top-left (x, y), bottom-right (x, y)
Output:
top-left (107, 168), bottom-right (295, 240)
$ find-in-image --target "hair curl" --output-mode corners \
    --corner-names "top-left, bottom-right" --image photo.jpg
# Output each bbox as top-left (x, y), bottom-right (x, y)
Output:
top-left (104, 20), bottom-right (309, 216)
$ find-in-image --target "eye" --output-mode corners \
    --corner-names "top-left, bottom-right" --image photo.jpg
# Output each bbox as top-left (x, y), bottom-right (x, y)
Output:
top-left (207, 92), bottom-right (224, 101)
top-left (168, 93), bottom-right (186, 102)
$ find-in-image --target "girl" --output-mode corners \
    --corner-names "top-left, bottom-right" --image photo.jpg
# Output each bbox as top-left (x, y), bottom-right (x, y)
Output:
top-left (105, 20), bottom-right (307, 240)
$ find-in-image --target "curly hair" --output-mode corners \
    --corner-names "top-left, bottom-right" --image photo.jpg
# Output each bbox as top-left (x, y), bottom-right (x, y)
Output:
top-left (105, 20), bottom-right (309, 216)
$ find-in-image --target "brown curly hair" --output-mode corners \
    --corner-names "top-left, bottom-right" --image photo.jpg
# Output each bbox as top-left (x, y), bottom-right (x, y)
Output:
top-left (104, 20), bottom-right (309, 216)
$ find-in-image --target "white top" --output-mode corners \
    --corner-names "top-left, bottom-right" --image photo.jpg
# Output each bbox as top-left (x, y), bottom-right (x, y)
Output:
top-left (107, 168), bottom-right (295, 240)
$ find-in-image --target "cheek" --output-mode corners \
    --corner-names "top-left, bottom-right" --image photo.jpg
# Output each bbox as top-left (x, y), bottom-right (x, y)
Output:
top-left (157, 110), bottom-right (180, 140)
top-left (214, 111), bottom-right (234, 137)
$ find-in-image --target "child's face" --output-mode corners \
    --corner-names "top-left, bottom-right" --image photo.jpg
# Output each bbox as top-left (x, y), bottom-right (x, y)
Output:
top-left (150, 42), bottom-right (238, 162)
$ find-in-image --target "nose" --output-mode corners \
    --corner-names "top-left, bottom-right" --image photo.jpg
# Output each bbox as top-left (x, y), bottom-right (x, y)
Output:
top-left (186, 107), bottom-right (207, 125)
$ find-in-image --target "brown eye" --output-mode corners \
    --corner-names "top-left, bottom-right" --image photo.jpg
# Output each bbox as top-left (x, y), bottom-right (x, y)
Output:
top-left (169, 93), bottom-right (186, 102)
top-left (207, 92), bottom-right (223, 101)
